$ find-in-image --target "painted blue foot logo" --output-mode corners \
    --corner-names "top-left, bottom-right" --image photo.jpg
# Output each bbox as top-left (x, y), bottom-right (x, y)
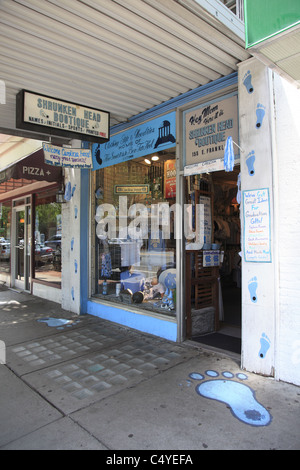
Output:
top-left (189, 370), bottom-right (272, 426)
top-left (259, 333), bottom-right (271, 359)
top-left (256, 103), bottom-right (266, 128)
top-left (243, 70), bottom-right (254, 94)
top-left (248, 276), bottom-right (258, 303)
top-left (37, 317), bottom-right (81, 330)
top-left (246, 150), bottom-right (255, 176)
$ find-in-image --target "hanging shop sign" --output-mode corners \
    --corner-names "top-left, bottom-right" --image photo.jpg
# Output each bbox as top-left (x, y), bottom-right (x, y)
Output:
top-left (243, 188), bottom-right (272, 263)
top-left (43, 143), bottom-right (93, 169)
top-left (16, 90), bottom-right (110, 144)
top-left (184, 94), bottom-right (238, 167)
top-left (92, 111), bottom-right (176, 170)
top-left (183, 158), bottom-right (225, 176)
top-left (0, 148), bottom-right (62, 183)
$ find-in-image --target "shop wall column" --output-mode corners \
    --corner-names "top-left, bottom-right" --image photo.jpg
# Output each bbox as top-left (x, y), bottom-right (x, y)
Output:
top-left (61, 140), bottom-right (83, 314)
top-left (238, 58), bottom-right (276, 377)
top-left (272, 73), bottom-right (300, 386)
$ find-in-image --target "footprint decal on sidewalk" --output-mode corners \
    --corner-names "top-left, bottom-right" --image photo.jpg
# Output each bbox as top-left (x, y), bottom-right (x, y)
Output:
top-left (248, 276), bottom-right (258, 303)
top-left (37, 317), bottom-right (80, 329)
top-left (189, 370), bottom-right (272, 426)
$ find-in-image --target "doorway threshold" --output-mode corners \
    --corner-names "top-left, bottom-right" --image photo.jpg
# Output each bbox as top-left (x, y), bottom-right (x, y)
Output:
top-left (192, 332), bottom-right (241, 354)
top-left (8, 287), bottom-right (27, 294)
top-left (189, 322), bottom-right (241, 357)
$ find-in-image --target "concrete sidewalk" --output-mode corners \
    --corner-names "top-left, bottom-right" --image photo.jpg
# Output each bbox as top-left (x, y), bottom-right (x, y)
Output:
top-left (0, 286), bottom-right (299, 451)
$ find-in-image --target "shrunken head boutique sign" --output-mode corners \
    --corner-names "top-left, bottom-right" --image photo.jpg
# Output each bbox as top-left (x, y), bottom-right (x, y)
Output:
top-left (16, 90), bottom-right (110, 144)
top-left (184, 94), bottom-right (239, 166)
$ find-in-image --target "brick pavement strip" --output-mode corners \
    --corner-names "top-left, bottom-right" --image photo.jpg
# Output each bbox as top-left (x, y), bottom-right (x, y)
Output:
top-left (7, 322), bottom-right (199, 415)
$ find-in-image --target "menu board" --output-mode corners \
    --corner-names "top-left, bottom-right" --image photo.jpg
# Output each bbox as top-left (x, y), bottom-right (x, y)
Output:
top-left (243, 188), bottom-right (271, 262)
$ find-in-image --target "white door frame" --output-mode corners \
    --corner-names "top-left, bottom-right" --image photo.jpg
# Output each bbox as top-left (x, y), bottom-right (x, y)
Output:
top-left (11, 200), bottom-right (31, 291)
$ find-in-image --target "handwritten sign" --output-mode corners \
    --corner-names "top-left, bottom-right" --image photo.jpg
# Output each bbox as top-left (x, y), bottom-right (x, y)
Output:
top-left (243, 188), bottom-right (271, 262)
top-left (43, 143), bottom-right (93, 168)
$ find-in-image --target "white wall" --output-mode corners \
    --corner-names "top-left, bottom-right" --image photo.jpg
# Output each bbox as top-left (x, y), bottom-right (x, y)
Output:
top-left (273, 73), bottom-right (300, 385)
top-left (239, 57), bottom-right (300, 386)
top-left (32, 282), bottom-right (62, 304)
top-left (238, 58), bottom-right (275, 377)
top-left (61, 166), bottom-right (81, 314)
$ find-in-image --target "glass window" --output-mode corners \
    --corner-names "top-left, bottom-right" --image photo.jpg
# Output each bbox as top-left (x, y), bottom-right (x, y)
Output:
top-left (91, 151), bottom-right (177, 317)
top-left (34, 189), bottom-right (62, 286)
top-left (0, 201), bottom-right (11, 274)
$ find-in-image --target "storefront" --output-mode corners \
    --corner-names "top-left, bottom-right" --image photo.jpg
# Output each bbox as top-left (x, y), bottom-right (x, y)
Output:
top-left (86, 111), bottom-right (179, 341)
top-left (0, 149), bottom-right (63, 301)
top-left (85, 73), bottom-right (241, 347)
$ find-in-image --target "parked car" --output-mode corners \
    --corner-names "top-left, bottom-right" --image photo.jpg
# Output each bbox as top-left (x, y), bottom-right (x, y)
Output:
top-left (44, 234), bottom-right (61, 250)
top-left (0, 242), bottom-right (10, 260)
top-left (35, 244), bottom-right (53, 264)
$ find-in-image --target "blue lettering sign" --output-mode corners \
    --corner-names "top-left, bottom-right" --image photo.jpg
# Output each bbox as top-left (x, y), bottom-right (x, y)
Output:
top-left (92, 112), bottom-right (176, 170)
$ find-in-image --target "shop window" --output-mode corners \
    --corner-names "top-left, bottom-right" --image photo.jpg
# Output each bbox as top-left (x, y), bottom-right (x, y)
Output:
top-left (34, 189), bottom-right (62, 287)
top-left (0, 201), bottom-right (11, 274)
top-left (91, 152), bottom-right (177, 316)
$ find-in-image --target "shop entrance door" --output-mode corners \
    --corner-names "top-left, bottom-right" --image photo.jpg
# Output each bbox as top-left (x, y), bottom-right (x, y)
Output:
top-left (12, 202), bottom-right (31, 291)
top-left (184, 168), bottom-right (241, 354)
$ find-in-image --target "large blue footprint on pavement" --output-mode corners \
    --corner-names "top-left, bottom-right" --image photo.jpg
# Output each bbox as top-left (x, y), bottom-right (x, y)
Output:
top-left (37, 317), bottom-right (80, 330)
top-left (189, 370), bottom-right (272, 427)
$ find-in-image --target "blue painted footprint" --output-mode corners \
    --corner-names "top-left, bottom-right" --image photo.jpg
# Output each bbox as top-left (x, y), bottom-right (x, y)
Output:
top-left (243, 70), bottom-right (254, 94)
top-left (248, 276), bottom-right (258, 303)
top-left (246, 150), bottom-right (255, 176)
top-left (64, 181), bottom-right (72, 201)
top-left (259, 333), bottom-right (271, 359)
top-left (37, 317), bottom-right (80, 330)
top-left (256, 103), bottom-right (266, 128)
top-left (189, 370), bottom-right (272, 426)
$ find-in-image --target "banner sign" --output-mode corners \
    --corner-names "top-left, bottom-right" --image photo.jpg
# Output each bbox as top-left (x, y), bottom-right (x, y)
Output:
top-left (164, 160), bottom-right (176, 198)
top-left (16, 90), bottom-right (110, 144)
top-left (43, 143), bottom-right (93, 169)
top-left (92, 111), bottom-right (176, 170)
top-left (184, 95), bottom-right (238, 166)
top-left (0, 148), bottom-right (62, 183)
top-left (243, 188), bottom-right (272, 262)
top-left (183, 158), bottom-right (225, 176)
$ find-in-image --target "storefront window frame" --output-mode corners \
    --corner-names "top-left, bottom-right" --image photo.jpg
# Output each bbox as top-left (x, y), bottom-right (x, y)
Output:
top-left (89, 150), bottom-right (179, 321)
top-left (32, 189), bottom-right (62, 290)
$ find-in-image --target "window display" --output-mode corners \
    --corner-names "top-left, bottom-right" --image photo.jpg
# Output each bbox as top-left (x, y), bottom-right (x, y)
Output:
top-left (34, 189), bottom-right (62, 286)
top-left (91, 151), bottom-right (177, 316)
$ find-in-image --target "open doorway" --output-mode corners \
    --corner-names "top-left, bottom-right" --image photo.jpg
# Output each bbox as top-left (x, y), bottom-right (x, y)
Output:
top-left (185, 166), bottom-right (241, 354)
